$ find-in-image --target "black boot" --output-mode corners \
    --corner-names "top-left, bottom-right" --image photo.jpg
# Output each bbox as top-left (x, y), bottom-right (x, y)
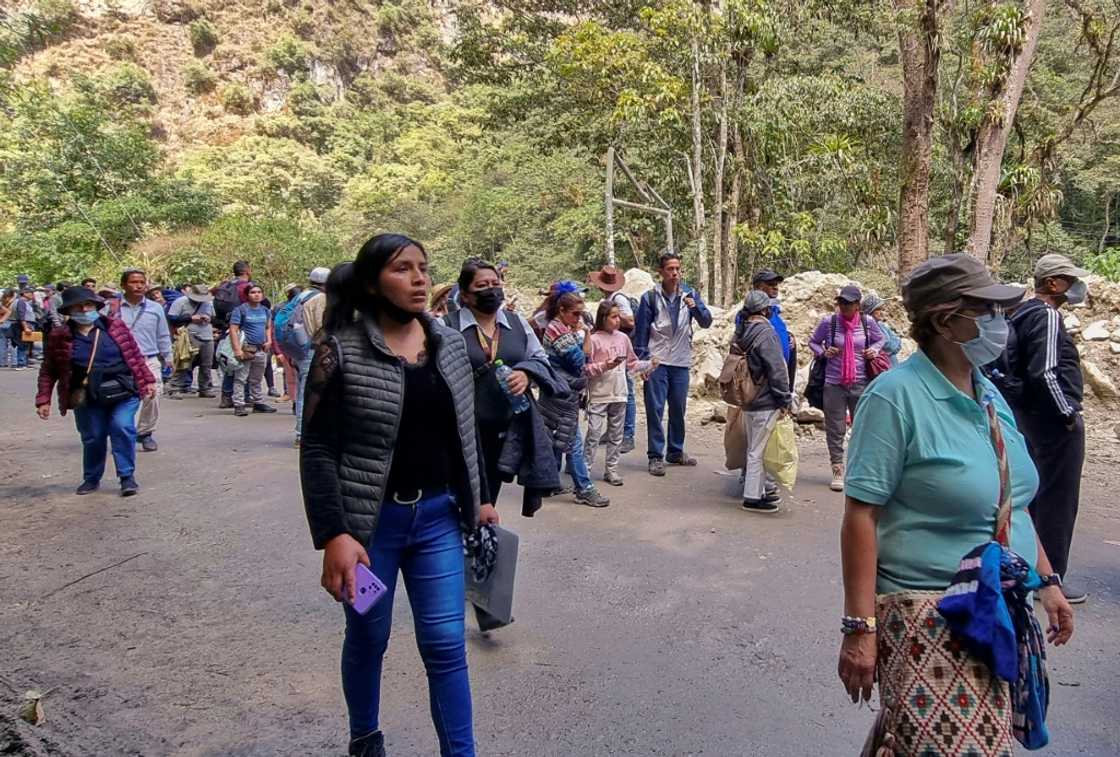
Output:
top-left (348, 730), bottom-right (385, 757)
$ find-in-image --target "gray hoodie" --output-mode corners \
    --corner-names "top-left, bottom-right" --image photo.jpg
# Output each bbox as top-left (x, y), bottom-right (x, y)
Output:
top-left (733, 318), bottom-right (792, 412)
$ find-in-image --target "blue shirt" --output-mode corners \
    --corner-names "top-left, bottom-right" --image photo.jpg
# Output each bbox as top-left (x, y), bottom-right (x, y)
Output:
top-left (845, 350), bottom-right (1039, 593)
top-left (231, 303), bottom-right (271, 346)
top-left (118, 298), bottom-right (171, 359)
top-left (879, 321), bottom-right (903, 367)
top-left (71, 322), bottom-right (124, 370)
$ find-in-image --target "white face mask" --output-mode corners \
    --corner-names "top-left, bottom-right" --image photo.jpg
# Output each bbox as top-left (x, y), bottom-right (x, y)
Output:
top-left (1063, 280), bottom-right (1087, 305)
top-left (952, 311), bottom-right (1009, 367)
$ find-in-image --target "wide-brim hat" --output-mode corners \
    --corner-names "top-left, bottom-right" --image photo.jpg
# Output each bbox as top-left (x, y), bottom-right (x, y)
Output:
top-left (430, 283), bottom-right (455, 308)
top-left (185, 284), bottom-right (214, 303)
top-left (58, 286), bottom-right (105, 313)
top-left (903, 253), bottom-right (1025, 316)
top-left (587, 265), bottom-right (625, 293)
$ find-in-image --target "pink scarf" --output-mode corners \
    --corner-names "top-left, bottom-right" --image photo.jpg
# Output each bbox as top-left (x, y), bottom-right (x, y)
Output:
top-left (839, 311), bottom-right (860, 387)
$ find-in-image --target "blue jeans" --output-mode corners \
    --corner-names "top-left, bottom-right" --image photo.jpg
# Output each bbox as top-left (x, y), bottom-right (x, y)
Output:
top-left (0, 326), bottom-right (11, 367)
top-left (624, 372), bottom-right (636, 441)
top-left (341, 493), bottom-right (474, 756)
top-left (294, 353), bottom-right (311, 437)
top-left (73, 397), bottom-right (140, 483)
top-left (643, 364), bottom-right (690, 461)
top-left (555, 426), bottom-right (593, 492)
top-left (14, 339), bottom-right (30, 368)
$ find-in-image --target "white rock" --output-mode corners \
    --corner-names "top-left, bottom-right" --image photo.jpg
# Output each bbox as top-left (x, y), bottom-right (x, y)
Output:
top-left (1082, 320), bottom-right (1110, 341)
top-left (796, 406), bottom-right (825, 424)
top-left (621, 268), bottom-right (655, 300)
top-left (1063, 313), bottom-right (1081, 333)
top-left (1082, 360), bottom-right (1119, 401)
top-left (1110, 342), bottom-right (1120, 355)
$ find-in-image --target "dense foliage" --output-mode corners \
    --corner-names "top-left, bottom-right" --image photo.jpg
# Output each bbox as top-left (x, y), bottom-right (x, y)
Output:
top-left (1, 0), bottom-right (1118, 296)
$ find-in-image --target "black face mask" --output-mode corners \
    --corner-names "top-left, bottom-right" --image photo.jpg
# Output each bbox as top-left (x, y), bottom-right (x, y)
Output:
top-left (472, 287), bottom-right (505, 314)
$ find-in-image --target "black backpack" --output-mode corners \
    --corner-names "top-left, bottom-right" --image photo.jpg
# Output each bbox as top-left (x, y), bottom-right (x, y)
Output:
top-left (212, 279), bottom-right (241, 328)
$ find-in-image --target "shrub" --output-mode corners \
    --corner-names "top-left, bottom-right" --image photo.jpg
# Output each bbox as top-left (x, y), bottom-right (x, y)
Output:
top-left (189, 18), bottom-right (218, 56)
top-left (220, 83), bottom-right (256, 115)
top-left (95, 62), bottom-right (157, 107)
top-left (183, 62), bottom-right (216, 94)
top-left (104, 35), bottom-right (137, 61)
top-left (0, 0), bottom-right (79, 65)
top-left (264, 33), bottom-right (311, 77)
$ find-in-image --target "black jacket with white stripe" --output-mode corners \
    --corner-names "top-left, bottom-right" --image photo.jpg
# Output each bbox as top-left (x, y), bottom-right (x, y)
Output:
top-left (1006, 298), bottom-right (1083, 420)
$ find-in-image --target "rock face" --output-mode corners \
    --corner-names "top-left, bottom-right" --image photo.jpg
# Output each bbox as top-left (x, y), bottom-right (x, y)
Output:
top-left (1083, 361), bottom-right (1119, 401)
top-left (1082, 320), bottom-right (1111, 341)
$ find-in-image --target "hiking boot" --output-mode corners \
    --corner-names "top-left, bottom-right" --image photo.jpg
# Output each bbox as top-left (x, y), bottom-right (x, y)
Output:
top-left (138, 434), bottom-right (158, 452)
top-left (619, 437), bottom-right (636, 454)
top-left (293, 436), bottom-right (301, 449)
top-left (574, 486), bottom-right (610, 508)
top-left (75, 480), bottom-right (99, 496)
top-left (198, 390), bottom-right (217, 399)
top-left (603, 472), bottom-right (624, 487)
top-left (1062, 584), bottom-right (1088, 604)
top-left (234, 406), bottom-right (250, 417)
top-left (267, 387), bottom-right (281, 398)
top-left (253, 403), bottom-right (278, 413)
top-left (547, 485), bottom-right (574, 497)
top-left (348, 729), bottom-right (386, 757)
top-left (119, 476), bottom-right (139, 497)
top-left (741, 497), bottom-right (780, 514)
top-left (218, 394), bottom-right (234, 409)
top-left (666, 453), bottom-right (697, 466)
top-left (648, 459), bottom-right (666, 477)
top-left (830, 465), bottom-right (844, 492)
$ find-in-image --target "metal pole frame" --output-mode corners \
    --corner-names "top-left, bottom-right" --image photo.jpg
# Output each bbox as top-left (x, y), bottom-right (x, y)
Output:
top-left (604, 147), bottom-right (674, 267)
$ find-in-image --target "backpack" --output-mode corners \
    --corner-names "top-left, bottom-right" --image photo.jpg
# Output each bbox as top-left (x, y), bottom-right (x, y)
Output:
top-left (610, 291), bottom-right (639, 335)
top-left (274, 289), bottom-right (319, 363)
top-left (212, 279), bottom-right (242, 327)
top-left (719, 327), bottom-right (768, 408)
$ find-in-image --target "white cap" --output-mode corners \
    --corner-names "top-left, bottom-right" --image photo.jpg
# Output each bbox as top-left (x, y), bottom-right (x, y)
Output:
top-left (309, 267), bottom-right (331, 284)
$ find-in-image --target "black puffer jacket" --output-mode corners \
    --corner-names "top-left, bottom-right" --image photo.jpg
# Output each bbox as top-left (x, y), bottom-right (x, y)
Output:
top-left (300, 314), bottom-right (483, 549)
top-left (732, 318), bottom-right (793, 412)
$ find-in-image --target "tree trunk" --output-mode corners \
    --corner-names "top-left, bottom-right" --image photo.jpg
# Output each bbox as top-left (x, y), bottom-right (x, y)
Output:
top-left (966, 0), bottom-right (1047, 262)
top-left (943, 130), bottom-right (970, 253)
top-left (725, 163), bottom-right (742, 306)
top-left (710, 61), bottom-right (730, 307)
top-left (689, 35), bottom-right (710, 297)
top-left (1100, 192), bottom-right (1113, 254)
top-left (894, 0), bottom-right (947, 284)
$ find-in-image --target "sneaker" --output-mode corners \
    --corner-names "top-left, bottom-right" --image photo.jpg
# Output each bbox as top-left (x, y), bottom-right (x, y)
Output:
top-left (666, 453), bottom-right (697, 466)
top-left (761, 490), bottom-right (783, 505)
top-left (253, 403), bottom-right (278, 413)
top-left (349, 729), bottom-right (386, 757)
top-left (278, 394), bottom-right (291, 402)
top-left (165, 391), bottom-right (184, 400)
top-left (293, 437), bottom-right (301, 448)
top-left (218, 395), bottom-right (234, 409)
top-left (75, 480), bottom-right (99, 495)
top-left (830, 465), bottom-right (844, 492)
top-left (119, 476), bottom-right (139, 497)
top-left (234, 406), bottom-right (250, 417)
top-left (198, 390), bottom-right (217, 399)
top-left (1062, 584), bottom-right (1088, 604)
top-left (138, 435), bottom-right (158, 452)
top-left (268, 387), bottom-right (282, 398)
top-left (603, 472), bottom-right (624, 487)
top-left (574, 486), bottom-right (610, 507)
top-left (619, 437), bottom-right (636, 454)
top-left (741, 497), bottom-right (781, 514)
top-left (648, 459), bottom-right (666, 477)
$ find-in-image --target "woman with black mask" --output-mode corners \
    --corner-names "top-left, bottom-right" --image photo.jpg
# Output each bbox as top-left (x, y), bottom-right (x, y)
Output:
top-left (443, 258), bottom-right (551, 505)
top-left (300, 234), bottom-right (496, 757)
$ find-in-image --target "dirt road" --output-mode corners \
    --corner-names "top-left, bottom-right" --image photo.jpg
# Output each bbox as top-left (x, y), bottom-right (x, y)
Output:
top-left (1, 370), bottom-right (1118, 756)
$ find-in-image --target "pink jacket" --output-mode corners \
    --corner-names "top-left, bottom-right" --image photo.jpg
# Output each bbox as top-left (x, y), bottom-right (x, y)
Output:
top-left (584, 330), bottom-right (643, 404)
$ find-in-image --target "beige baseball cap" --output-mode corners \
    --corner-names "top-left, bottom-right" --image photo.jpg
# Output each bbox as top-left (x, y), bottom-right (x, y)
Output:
top-left (1034, 253), bottom-right (1090, 282)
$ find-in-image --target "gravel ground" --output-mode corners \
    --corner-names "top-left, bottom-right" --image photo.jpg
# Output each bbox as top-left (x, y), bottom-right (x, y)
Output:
top-left (1, 370), bottom-right (1118, 756)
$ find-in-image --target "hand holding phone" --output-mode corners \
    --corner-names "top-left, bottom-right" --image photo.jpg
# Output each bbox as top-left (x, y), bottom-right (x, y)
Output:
top-left (350, 564), bottom-right (388, 615)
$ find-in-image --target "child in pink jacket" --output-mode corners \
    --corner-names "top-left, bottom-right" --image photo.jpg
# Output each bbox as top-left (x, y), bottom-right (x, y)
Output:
top-left (584, 300), bottom-right (655, 485)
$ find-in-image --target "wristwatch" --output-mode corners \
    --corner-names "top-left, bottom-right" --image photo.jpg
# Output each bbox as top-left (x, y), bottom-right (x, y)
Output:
top-left (1039, 573), bottom-right (1063, 589)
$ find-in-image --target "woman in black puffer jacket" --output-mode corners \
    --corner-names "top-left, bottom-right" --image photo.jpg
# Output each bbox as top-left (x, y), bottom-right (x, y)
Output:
top-left (300, 234), bottom-right (496, 757)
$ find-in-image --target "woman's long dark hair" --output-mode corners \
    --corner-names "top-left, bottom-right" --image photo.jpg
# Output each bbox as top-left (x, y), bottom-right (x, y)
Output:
top-left (545, 291), bottom-right (582, 322)
top-left (457, 257), bottom-right (499, 293)
top-left (321, 233), bottom-right (427, 337)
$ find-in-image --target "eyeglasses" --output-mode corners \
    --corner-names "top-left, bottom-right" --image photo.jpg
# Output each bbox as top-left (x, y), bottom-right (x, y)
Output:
top-left (953, 303), bottom-right (1004, 321)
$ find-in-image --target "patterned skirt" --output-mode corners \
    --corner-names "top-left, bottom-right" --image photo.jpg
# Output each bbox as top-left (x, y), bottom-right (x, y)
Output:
top-left (863, 591), bottom-right (1013, 757)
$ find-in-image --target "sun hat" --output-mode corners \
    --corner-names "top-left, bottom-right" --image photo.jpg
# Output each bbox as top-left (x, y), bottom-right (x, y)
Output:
top-left (587, 265), bottom-right (625, 293)
top-left (185, 284), bottom-right (214, 303)
top-left (861, 293), bottom-right (886, 316)
top-left (58, 286), bottom-right (105, 314)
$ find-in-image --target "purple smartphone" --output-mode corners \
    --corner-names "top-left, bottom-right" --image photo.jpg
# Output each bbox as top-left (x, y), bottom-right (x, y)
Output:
top-left (350, 564), bottom-right (388, 615)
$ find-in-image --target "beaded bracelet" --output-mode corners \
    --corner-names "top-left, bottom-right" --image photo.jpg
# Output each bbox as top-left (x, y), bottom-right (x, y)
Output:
top-left (841, 616), bottom-right (877, 635)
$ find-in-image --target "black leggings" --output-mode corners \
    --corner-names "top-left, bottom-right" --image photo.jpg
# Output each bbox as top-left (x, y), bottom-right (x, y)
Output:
top-left (478, 423), bottom-right (506, 505)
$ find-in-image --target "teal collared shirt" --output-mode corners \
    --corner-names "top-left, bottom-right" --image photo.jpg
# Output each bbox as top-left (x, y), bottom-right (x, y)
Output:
top-left (846, 350), bottom-right (1039, 593)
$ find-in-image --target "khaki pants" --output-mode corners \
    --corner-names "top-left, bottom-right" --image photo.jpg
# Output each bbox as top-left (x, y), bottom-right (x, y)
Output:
top-left (137, 356), bottom-right (162, 437)
top-left (585, 402), bottom-right (626, 478)
top-left (233, 350), bottom-right (267, 408)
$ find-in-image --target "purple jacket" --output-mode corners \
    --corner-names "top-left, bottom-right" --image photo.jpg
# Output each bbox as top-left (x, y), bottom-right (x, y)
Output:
top-left (807, 313), bottom-right (886, 386)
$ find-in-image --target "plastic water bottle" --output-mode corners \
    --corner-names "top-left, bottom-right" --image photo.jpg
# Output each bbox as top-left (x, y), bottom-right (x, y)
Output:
top-left (494, 360), bottom-right (530, 414)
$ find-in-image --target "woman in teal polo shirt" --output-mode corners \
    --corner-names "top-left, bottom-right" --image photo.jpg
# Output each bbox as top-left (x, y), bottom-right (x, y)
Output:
top-left (837, 255), bottom-right (1074, 756)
